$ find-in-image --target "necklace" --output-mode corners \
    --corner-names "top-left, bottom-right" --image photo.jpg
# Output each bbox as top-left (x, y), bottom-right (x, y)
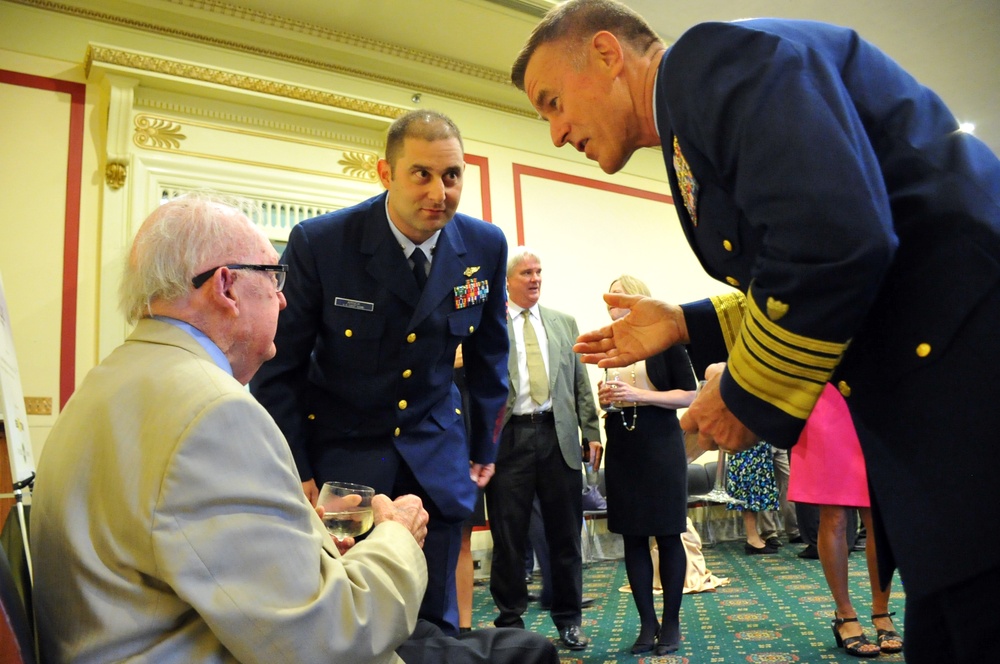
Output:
top-left (620, 365), bottom-right (638, 432)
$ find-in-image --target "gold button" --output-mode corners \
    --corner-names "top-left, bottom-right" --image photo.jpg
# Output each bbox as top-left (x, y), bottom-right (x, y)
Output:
top-left (402, 369), bottom-right (412, 378)
top-left (307, 413), bottom-right (316, 420)
top-left (916, 343), bottom-right (931, 358)
top-left (725, 276), bottom-right (740, 287)
top-left (455, 408), bottom-right (462, 415)
top-left (398, 400), bottom-right (408, 410)
top-left (407, 333), bottom-right (416, 343)
top-left (344, 329), bottom-right (353, 338)
top-left (394, 427), bottom-right (401, 437)
top-left (469, 325), bottom-right (475, 333)
top-left (837, 381), bottom-right (851, 398)
top-left (723, 239), bottom-right (733, 251)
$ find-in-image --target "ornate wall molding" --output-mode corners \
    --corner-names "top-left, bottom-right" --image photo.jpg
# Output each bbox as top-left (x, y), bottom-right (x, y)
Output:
top-left (131, 113), bottom-right (380, 183)
top-left (135, 93), bottom-right (384, 150)
top-left (105, 162), bottom-right (127, 189)
top-left (134, 116), bottom-right (187, 149)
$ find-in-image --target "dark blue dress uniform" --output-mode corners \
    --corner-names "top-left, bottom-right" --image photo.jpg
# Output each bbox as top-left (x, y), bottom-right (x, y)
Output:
top-left (655, 19), bottom-right (1000, 613)
top-left (251, 192), bottom-right (509, 633)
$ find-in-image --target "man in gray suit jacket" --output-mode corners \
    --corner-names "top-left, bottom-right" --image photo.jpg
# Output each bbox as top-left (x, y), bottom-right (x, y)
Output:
top-left (30, 193), bottom-right (557, 664)
top-left (486, 247), bottom-right (601, 651)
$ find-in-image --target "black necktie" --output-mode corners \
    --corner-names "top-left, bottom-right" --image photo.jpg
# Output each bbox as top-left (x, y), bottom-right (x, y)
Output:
top-left (411, 248), bottom-right (428, 290)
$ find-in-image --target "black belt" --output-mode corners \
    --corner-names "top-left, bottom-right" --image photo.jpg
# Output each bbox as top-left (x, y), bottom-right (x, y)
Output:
top-left (509, 411), bottom-right (554, 424)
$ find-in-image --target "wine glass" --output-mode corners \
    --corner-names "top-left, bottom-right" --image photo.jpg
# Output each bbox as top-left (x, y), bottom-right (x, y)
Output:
top-left (317, 481), bottom-right (375, 540)
top-left (699, 450), bottom-right (747, 507)
top-left (604, 368), bottom-right (622, 413)
top-left (684, 381), bottom-right (746, 506)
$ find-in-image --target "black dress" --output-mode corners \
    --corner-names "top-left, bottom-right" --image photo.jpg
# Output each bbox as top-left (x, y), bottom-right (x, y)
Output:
top-left (604, 345), bottom-right (696, 536)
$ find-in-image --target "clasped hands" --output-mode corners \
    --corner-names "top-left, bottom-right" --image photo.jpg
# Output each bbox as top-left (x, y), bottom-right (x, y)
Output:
top-left (574, 292), bottom-right (760, 453)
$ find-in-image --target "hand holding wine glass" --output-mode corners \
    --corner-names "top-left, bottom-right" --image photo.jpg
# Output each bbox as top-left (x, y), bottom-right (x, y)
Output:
top-left (602, 368), bottom-right (622, 413)
top-left (318, 481), bottom-right (375, 543)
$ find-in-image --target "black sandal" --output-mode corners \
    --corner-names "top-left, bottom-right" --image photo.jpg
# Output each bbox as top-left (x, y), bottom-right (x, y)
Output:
top-left (832, 615), bottom-right (880, 658)
top-left (871, 612), bottom-right (903, 653)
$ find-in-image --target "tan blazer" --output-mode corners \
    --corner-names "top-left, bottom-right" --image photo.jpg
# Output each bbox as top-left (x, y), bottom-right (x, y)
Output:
top-left (32, 320), bottom-right (426, 664)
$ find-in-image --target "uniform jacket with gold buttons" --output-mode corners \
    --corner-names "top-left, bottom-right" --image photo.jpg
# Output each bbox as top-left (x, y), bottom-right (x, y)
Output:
top-left (656, 19), bottom-right (1000, 595)
top-left (251, 192), bottom-right (509, 521)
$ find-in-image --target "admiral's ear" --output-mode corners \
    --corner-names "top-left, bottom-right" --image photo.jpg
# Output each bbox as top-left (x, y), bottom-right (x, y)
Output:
top-left (591, 31), bottom-right (626, 77)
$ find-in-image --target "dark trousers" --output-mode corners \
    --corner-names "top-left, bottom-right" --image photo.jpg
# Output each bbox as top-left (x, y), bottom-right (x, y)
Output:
top-left (397, 619), bottom-right (559, 664)
top-left (486, 419), bottom-right (583, 629)
top-left (313, 437), bottom-right (463, 635)
top-left (526, 496), bottom-right (553, 605)
top-left (393, 459), bottom-right (463, 636)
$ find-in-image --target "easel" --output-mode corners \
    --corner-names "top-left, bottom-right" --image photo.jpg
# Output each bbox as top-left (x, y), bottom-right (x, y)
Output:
top-left (7, 473), bottom-right (34, 584)
top-left (0, 270), bottom-right (36, 583)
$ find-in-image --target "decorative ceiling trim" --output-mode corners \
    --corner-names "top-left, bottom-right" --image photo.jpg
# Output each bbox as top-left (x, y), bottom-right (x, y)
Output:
top-left (168, 0), bottom-right (510, 83)
top-left (9, 0), bottom-right (537, 119)
top-left (86, 45), bottom-right (408, 120)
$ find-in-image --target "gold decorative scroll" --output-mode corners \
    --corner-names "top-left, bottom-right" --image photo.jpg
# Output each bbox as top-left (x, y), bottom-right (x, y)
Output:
top-left (134, 116), bottom-right (187, 149)
top-left (105, 162), bottom-right (127, 189)
top-left (339, 152), bottom-right (378, 182)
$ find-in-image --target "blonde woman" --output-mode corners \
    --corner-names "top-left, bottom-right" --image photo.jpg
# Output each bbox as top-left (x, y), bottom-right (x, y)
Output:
top-left (598, 275), bottom-right (697, 656)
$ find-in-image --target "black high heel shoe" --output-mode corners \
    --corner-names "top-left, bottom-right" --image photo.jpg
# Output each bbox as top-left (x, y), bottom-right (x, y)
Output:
top-left (654, 620), bottom-right (680, 656)
top-left (871, 612), bottom-right (903, 653)
top-left (831, 615), bottom-right (880, 658)
top-left (630, 626), bottom-right (658, 655)
top-left (654, 636), bottom-right (679, 656)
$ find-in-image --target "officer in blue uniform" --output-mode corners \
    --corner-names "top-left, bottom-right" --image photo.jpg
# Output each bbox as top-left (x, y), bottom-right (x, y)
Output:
top-left (252, 110), bottom-right (509, 635)
top-left (511, 2), bottom-right (1000, 662)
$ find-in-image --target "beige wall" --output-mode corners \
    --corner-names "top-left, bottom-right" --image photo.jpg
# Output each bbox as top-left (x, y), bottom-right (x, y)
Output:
top-left (0, 0), bottom-right (728, 465)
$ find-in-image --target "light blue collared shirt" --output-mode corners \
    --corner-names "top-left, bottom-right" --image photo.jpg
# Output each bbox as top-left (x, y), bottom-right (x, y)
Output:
top-left (384, 194), bottom-right (441, 274)
top-left (151, 315), bottom-right (232, 376)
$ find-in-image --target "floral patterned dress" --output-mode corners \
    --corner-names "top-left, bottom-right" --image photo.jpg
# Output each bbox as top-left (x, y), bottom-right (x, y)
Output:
top-left (725, 440), bottom-right (779, 512)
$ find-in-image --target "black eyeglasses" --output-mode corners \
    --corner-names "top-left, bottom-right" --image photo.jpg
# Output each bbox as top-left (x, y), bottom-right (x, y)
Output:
top-left (192, 264), bottom-right (288, 292)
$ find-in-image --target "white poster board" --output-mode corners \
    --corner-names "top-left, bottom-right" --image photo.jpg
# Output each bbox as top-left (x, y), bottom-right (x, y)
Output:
top-left (0, 270), bottom-right (36, 485)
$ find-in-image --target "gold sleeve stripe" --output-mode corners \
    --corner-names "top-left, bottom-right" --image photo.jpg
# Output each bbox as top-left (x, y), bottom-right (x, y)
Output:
top-left (726, 288), bottom-right (849, 419)
top-left (745, 288), bottom-right (845, 356)
top-left (710, 292), bottom-right (747, 353)
top-left (740, 325), bottom-right (838, 383)
top-left (729, 347), bottom-right (826, 419)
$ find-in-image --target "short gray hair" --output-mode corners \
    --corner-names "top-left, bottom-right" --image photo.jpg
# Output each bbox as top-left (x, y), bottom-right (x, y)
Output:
top-left (511, 0), bottom-right (661, 91)
top-left (506, 246), bottom-right (541, 277)
top-left (119, 191), bottom-right (260, 324)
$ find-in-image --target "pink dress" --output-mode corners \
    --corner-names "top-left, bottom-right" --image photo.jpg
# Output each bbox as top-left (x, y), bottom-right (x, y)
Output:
top-left (787, 383), bottom-right (870, 507)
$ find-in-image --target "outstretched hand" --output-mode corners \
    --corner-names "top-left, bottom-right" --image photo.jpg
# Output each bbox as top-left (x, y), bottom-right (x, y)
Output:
top-left (574, 294), bottom-right (688, 368)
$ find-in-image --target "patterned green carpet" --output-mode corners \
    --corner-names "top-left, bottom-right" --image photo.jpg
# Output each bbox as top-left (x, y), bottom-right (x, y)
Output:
top-left (470, 540), bottom-right (906, 663)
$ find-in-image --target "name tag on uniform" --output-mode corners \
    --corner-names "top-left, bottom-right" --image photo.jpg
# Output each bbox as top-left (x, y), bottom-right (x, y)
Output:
top-left (334, 297), bottom-right (374, 312)
top-left (454, 278), bottom-right (489, 309)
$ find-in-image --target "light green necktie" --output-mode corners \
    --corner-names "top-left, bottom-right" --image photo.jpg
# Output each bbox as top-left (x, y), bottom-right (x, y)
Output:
top-left (521, 310), bottom-right (549, 405)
